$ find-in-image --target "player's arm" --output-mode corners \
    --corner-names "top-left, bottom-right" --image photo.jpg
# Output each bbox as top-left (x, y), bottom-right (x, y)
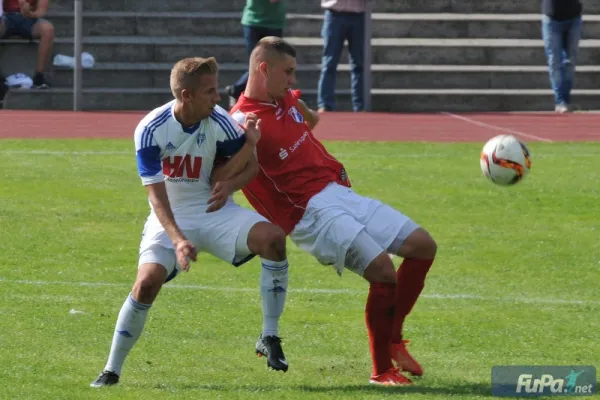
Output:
top-left (135, 125), bottom-right (196, 270)
top-left (145, 182), bottom-right (186, 242)
top-left (206, 113), bottom-right (261, 213)
top-left (226, 154), bottom-right (259, 191)
top-left (210, 141), bottom-right (256, 183)
top-left (297, 98), bottom-right (320, 130)
top-left (207, 157), bottom-right (258, 213)
top-left (210, 112), bottom-right (261, 182)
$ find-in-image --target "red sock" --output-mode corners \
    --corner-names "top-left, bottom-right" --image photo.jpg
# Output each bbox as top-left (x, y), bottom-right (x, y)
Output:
top-left (365, 282), bottom-right (396, 376)
top-left (391, 258), bottom-right (434, 343)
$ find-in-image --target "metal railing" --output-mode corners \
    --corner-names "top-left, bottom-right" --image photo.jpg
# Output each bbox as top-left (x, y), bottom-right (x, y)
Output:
top-left (73, 0), bottom-right (82, 110)
top-left (363, 4), bottom-right (372, 111)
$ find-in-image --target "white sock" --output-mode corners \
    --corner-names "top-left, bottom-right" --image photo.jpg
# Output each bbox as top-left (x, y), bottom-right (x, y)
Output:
top-left (104, 293), bottom-right (151, 376)
top-left (260, 258), bottom-right (289, 337)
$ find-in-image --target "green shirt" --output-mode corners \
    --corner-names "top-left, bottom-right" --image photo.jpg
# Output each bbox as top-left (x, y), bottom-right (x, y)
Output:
top-left (241, 0), bottom-right (287, 30)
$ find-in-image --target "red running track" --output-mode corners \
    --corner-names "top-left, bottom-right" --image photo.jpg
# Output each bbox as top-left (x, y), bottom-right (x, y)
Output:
top-left (1, 110), bottom-right (598, 142)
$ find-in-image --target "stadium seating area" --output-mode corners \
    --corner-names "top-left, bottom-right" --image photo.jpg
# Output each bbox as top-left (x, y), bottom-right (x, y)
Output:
top-left (1, 0), bottom-right (600, 111)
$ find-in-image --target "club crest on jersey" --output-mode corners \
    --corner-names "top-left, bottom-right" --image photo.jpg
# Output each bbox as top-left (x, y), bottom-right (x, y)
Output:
top-left (197, 133), bottom-right (206, 147)
top-left (288, 106), bottom-right (304, 123)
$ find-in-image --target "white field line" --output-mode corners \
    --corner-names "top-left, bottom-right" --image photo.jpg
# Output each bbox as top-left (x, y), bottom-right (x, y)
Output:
top-left (0, 278), bottom-right (598, 306)
top-left (0, 150), bottom-right (133, 156)
top-left (442, 112), bottom-right (555, 143)
top-left (0, 150), bottom-right (597, 159)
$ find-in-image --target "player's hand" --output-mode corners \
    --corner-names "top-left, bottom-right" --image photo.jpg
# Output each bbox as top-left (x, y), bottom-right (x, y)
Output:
top-left (174, 240), bottom-right (197, 272)
top-left (244, 113), bottom-right (261, 146)
top-left (206, 180), bottom-right (234, 213)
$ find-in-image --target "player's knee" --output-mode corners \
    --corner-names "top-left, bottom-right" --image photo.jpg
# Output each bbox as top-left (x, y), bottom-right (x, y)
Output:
top-left (263, 225), bottom-right (287, 260)
top-left (249, 222), bottom-right (287, 261)
top-left (399, 228), bottom-right (437, 260)
top-left (363, 252), bottom-right (396, 284)
top-left (132, 263), bottom-right (166, 304)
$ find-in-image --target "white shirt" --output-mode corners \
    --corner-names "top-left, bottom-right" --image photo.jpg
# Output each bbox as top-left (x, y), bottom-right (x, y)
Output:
top-left (134, 101), bottom-right (246, 227)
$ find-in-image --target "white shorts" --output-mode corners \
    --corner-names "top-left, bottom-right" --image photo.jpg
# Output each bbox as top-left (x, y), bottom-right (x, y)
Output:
top-left (289, 183), bottom-right (419, 276)
top-left (138, 202), bottom-right (268, 282)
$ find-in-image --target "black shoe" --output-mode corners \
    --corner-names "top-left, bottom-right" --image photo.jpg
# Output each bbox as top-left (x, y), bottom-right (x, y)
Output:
top-left (256, 334), bottom-right (288, 372)
top-left (90, 370), bottom-right (119, 388)
top-left (32, 72), bottom-right (50, 89)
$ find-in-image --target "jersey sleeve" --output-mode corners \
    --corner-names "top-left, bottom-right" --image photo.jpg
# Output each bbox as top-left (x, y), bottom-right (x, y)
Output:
top-left (134, 123), bottom-right (164, 186)
top-left (210, 108), bottom-right (247, 158)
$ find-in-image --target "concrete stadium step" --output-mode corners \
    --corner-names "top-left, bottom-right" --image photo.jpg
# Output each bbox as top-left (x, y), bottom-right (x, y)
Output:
top-left (41, 37), bottom-right (600, 65)
top-left (5, 87), bottom-right (600, 113)
top-left (0, 40), bottom-right (51, 76)
top-left (49, 0), bottom-right (600, 14)
top-left (49, 63), bottom-right (600, 91)
top-left (47, 12), bottom-right (600, 40)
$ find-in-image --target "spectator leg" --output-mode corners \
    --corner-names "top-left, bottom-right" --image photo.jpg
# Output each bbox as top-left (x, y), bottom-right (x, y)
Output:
top-left (318, 10), bottom-right (346, 111)
top-left (31, 19), bottom-right (54, 75)
top-left (347, 13), bottom-right (365, 112)
top-left (542, 17), bottom-right (565, 106)
top-left (561, 17), bottom-right (582, 105)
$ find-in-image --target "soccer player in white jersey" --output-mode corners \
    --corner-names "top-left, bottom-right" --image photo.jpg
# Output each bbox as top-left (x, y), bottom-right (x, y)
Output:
top-left (90, 57), bottom-right (290, 388)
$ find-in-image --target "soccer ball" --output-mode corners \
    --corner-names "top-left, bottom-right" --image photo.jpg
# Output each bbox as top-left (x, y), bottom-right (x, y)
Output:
top-left (480, 135), bottom-right (532, 185)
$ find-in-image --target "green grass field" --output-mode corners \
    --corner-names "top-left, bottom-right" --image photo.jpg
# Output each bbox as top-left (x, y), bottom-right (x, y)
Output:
top-left (1, 139), bottom-right (598, 399)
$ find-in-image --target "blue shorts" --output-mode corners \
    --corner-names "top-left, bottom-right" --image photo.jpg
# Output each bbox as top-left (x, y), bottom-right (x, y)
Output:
top-left (1, 13), bottom-right (39, 39)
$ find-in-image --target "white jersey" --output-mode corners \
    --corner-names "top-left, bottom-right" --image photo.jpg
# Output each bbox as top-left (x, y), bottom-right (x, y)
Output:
top-left (134, 101), bottom-right (246, 228)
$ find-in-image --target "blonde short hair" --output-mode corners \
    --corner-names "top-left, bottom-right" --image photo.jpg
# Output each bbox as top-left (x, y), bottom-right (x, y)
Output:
top-left (170, 57), bottom-right (219, 100)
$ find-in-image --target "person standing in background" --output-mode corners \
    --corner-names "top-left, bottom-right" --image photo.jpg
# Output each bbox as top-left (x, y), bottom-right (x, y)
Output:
top-left (542, 0), bottom-right (583, 113)
top-left (225, 0), bottom-right (286, 107)
top-left (317, 0), bottom-right (366, 113)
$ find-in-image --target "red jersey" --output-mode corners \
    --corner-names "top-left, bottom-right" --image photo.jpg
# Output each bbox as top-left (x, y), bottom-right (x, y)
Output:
top-left (230, 90), bottom-right (350, 234)
top-left (3, 0), bottom-right (35, 12)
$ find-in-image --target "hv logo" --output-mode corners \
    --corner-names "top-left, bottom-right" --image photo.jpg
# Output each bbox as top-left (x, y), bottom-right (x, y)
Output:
top-left (492, 366), bottom-right (596, 397)
top-left (162, 155), bottom-right (202, 179)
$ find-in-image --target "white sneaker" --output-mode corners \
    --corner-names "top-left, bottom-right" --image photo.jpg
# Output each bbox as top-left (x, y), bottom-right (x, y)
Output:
top-left (555, 104), bottom-right (569, 114)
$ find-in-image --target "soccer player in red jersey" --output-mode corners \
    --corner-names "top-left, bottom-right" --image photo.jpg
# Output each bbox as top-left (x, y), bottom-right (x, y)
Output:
top-left (229, 37), bottom-right (437, 386)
